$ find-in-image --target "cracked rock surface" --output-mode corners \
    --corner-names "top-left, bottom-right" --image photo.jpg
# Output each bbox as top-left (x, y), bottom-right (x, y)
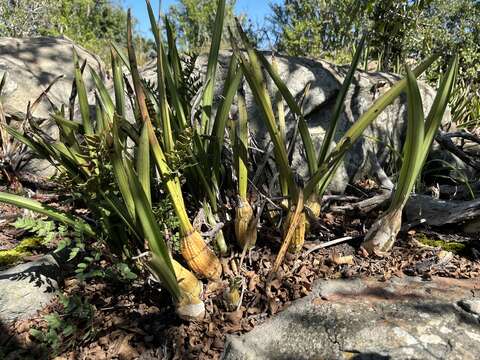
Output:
top-left (222, 276), bottom-right (480, 360)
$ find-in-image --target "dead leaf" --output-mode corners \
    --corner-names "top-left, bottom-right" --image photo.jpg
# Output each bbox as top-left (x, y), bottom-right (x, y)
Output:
top-left (311, 297), bottom-right (325, 306)
top-left (324, 212), bottom-right (335, 225)
top-left (248, 274), bottom-right (260, 291)
top-left (358, 246), bottom-right (369, 257)
top-left (224, 309), bottom-right (243, 323)
top-left (331, 254), bottom-right (354, 265)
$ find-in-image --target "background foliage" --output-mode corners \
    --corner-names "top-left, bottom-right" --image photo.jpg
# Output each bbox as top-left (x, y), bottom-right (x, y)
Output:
top-left (166, 0), bottom-right (237, 50)
top-left (269, 0), bottom-right (480, 128)
top-left (0, 0), bottom-right (153, 62)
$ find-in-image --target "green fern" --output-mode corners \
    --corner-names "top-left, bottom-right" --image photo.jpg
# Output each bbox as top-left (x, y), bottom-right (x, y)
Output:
top-left (13, 216), bottom-right (86, 261)
top-left (13, 217), bottom-right (59, 244)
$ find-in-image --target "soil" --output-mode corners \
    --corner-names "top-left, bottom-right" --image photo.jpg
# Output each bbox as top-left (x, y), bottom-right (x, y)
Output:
top-left (0, 180), bottom-right (479, 360)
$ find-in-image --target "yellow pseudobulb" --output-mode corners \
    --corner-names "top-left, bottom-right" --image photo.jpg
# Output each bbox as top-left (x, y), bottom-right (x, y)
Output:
top-left (283, 210), bottom-right (306, 253)
top-left (235, 199), bottom-right (256, 249)
top-left (181, 230), bottom-right (222, 280)
top-left (172, 259), bottom-right (203, 299)
top-left (305, 194), bottom-right (321, 233)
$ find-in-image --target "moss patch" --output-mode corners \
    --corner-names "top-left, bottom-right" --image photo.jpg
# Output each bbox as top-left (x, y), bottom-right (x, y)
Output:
top-left (0, 237), bottom-right (43, 267)
top-left (416, 233), bottom-right (467, 253)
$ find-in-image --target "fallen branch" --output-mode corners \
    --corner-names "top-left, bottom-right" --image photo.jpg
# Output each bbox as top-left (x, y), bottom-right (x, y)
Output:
top-left (322, 194), bottom-right (360, 204)
top-left (304, 236), bottom-right (354, 256)
top-left (432, 181), bottom-right (480, 200)
top-left (405, 194), bottom-right (480, 227)
top-left (330, 190), bottom-right (392, 214)
top-left (436, 131), bottom-right (480, 171)
top-left (441, 131), bottom-right (480, 145)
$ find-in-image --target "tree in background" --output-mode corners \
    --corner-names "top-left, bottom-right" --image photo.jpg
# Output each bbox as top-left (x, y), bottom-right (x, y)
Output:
top-left (167, 0), bottom-right (237, 51)
top-left (367, 0), bottom-right (427, 72)
top-left (269, 0), bottom-right (478, 69)
top-left (0, 0), bottom-right (153, 63)
top-left (405, 0), bottom-right (480, 83)
top-left (269, 0), bottom-right (480, 127)
top-left (42, 0), bottom-right (129, 54)
top-left (0, 0), bottom-right (56, 37)
top-left (269, 0), bottom-right (366, 60)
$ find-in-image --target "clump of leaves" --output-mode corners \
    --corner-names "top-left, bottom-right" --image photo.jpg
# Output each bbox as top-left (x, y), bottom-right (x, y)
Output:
top-left (1, 217), bottom-right (86, 267)
top-left (74, 246), bottom-right (138, 282)
top-left (29, 294), bottom-right (96, 356)
top-left (17, 217), bottom-right (89, 262)
top-left (14, 217), bottom-right (64, 245)
top-left (153, 197), bottom-right (181, 252)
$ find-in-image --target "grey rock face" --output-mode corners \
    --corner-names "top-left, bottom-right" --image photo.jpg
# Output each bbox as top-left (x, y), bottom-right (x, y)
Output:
top-left (137, 53), bottom-right (445, 193)
top-left (197, 52), bottom-right (445, 193)
top-left (0, 255), bottom-right (61, 323)
top-left (223, 276), bottom-right (480, 360)
top-left (0, 36), bottom-right (105, 176)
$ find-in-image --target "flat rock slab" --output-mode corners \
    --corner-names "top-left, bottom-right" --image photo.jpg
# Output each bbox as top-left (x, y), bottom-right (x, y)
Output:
top-left (223, 276), bottom-right (480, 360)
top-left (0, 255), bottom-right (60, 323)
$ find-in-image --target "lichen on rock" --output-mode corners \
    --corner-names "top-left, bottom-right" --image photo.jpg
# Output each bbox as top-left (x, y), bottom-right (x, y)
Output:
top-left (0, 237), bottom-right (43, 267)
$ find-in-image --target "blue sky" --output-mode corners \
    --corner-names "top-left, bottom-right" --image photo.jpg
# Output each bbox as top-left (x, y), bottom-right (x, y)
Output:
top-left (117, 0), bottom-right (279, 38)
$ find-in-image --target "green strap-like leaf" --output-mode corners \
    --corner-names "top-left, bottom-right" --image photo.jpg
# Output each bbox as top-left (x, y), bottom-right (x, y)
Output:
top-left (236, 88), bottom-right (249, 200)
top-left (127, 8), bottom-right (193, 236)
top-left (146, 0), bottom-right (174, 149)
top-left (111, 42), bottom-right (130, 70)
top-left (303, 54), bottom-right (438, 199)
top-left (111, 49), bottom-right (126, 118)
top-left (156, 35), bottom-right (174, 153)
top-left (73, 49), bottom-right (93, 135)
top-left (101, 191), bottom-right (141, 241)
top-left (95, 96), bottom-right (106, 134)
top-left (89, 66), bottom-right (115, 122)
top-left (420, 55), bottom-right (459, 169)
top-left (389, 66), bottom-right (425, 210)
top-left (272, 57), bottom-right (288, 198)
top-left (0, 72), bottom-right (6, 96)
top-left (201, 0), bottom-right (226, 135)
top-left (111, 115), bottom-right (136, 222)
top-left (137, 122), bottom-right (151, 205)
top-left (258, 51), bottom-right (317, 176)
top-left (165, 18), bottom-right (183, 88)
top-left (233, 21), bottom-right (298, 199)
top-left (124, 160), bottom-right (181, 302)
top-left (317, 37), bottom-right (365, 167)
top-left (0, 192), bottom-right (94, 237)
top-left (210, 54), bottom-right (243, 182)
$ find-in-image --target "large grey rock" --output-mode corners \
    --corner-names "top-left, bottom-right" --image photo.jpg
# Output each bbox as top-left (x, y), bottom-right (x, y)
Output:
top-left (0, 254), bottom-right (61, 323)
top-left (0, 36), bottom-right (105, 176)
top-left (141, 52), bottom-right (446, 193)
top-left (223, 276), bottom-right (480, 360)
top-left (201, 52), bottom-right (445, 193)
top-left (0, 36), bottom-right (105, 120)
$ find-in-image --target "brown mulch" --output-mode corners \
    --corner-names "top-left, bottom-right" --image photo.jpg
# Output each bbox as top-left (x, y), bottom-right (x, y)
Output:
top-left (3, 215), bottom-right (480, 360)
top-left (0, 202), bottom-right (24, 250)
